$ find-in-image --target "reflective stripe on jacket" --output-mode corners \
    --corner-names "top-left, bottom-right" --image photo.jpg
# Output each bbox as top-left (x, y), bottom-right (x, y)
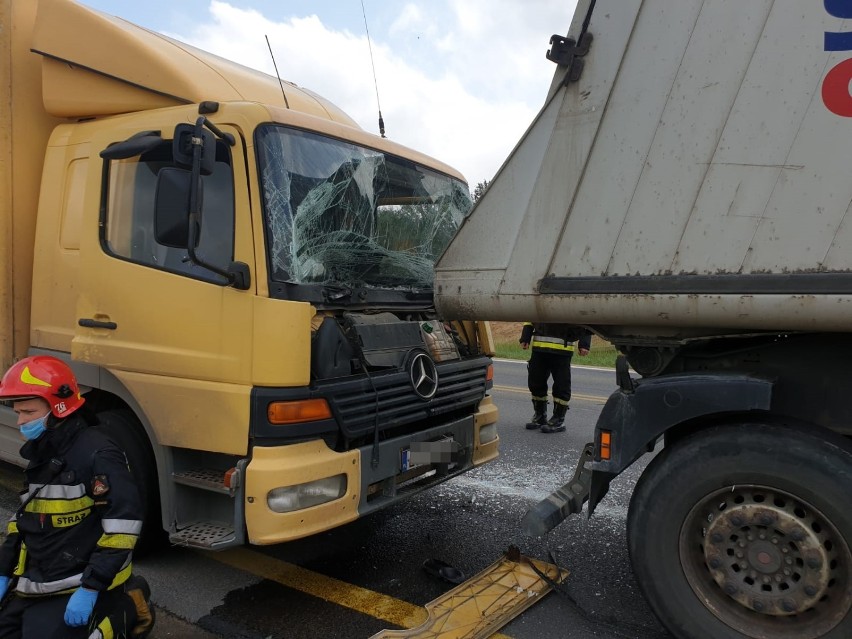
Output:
top-left (520, 322), bottom-right (592, 356)
top-left (0, 413), bottom-right (144, 595)
top-left (531, 335), bottom-right (575, 352)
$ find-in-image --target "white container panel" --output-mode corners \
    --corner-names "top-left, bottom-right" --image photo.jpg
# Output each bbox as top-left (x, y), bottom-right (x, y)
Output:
top-left (540, 0), bottom-right (697, 283)
top-left (606, 0), bottom-right (773, 275)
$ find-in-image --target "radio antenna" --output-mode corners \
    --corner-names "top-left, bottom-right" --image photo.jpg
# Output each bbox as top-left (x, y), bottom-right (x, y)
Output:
top-left (360, 0), bottom-right (385, 137)
top-left (265, 35), bottom-right (290, 109)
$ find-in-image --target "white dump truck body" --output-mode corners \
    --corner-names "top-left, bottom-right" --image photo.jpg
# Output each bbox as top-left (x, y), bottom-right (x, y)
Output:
top-left (436, 0), bottom-right (852, 338)
top-left (445, 4), bottom-right (852, 637)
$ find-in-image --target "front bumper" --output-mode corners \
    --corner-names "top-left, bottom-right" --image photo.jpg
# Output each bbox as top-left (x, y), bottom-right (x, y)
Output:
top-left (243, 398), bottom-right (499, 545)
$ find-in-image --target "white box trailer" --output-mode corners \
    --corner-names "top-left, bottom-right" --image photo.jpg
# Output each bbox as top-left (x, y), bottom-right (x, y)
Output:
top-left (436, 2), bottom-right (852, 638)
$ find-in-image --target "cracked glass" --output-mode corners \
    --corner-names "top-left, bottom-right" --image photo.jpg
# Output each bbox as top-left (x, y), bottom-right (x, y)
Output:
top-left (256, 126), bottom-right (471, 289)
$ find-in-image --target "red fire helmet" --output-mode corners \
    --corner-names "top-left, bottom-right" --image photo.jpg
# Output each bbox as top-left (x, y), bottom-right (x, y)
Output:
top-left (0, 356), bottom-right (86, 418)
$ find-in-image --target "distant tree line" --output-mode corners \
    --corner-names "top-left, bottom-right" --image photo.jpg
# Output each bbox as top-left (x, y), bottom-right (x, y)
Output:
top-left (472, 180), bottom-right (489, 203)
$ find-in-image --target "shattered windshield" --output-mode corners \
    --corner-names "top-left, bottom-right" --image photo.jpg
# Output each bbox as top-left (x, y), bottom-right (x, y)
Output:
top-left (256, 125), bottom-right (472, 289)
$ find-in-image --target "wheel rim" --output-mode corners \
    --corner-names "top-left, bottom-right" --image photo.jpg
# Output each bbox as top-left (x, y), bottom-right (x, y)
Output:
top-left (680, 485), bottom-right (852, 639)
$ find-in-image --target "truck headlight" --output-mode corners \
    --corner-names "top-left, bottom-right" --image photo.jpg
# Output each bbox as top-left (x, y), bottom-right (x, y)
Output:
top-left (266, 475), bottom-right (347, 513)
top-left (479, 423), bottom-right (498, 444)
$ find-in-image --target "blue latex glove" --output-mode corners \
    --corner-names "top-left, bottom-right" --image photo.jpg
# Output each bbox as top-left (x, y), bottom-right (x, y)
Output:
top-left (0, 576), bottom-right (9, 599)
top-left (64, 587), bottom-right (98, 626)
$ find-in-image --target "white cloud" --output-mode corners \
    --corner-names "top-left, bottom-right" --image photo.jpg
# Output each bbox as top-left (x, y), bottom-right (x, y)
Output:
top-left (388, 4), bottom-right (432, 39)
top-left (165, 0), bottom-right (578, 186)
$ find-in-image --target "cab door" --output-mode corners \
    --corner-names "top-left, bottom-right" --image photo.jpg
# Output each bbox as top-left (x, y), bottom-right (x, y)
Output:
top-left (73, 116), bottom-right (255, 453)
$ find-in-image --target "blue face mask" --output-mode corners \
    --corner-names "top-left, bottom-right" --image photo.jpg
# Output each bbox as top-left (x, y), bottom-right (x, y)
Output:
top-left (20, 415), bottom-right (48, 441)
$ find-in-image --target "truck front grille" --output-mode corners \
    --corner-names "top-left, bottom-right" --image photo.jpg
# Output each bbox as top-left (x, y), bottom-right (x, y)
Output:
top-left (319, 357), bottom-right (489, 440)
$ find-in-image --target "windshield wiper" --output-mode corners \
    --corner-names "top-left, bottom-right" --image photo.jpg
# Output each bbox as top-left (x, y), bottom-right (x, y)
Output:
top-left (322, 285), bottom-right (353, 301)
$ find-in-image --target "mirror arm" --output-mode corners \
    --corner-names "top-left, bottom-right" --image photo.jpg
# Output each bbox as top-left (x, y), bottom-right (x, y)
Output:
top-left (202, 118), bottom-right (236, 146)
top-left (183, 117), bottom-right (248, 289)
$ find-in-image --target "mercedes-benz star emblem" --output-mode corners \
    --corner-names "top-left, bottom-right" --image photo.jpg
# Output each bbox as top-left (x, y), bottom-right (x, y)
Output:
top-left (409, 352), bottom-right (439, 400)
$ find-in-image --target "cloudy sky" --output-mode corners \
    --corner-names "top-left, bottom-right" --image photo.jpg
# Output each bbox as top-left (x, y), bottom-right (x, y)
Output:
top-left (77, 0), bottom-right (578, 188)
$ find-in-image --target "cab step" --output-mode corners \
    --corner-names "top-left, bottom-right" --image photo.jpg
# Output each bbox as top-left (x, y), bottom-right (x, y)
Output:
top-left (171, 468), bottom-right (235, 494)
top-left (169, 521), bottom-right (236, 549)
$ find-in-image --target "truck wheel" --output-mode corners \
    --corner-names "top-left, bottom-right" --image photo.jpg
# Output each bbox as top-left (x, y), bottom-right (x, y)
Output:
top-left (95, 410), bottom-right (167, 555)
top-left (627, 423), bottom-right (852, 639)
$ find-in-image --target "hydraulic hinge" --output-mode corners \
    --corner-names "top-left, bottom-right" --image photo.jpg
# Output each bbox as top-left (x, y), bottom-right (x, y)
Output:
top-left (546, 32), bottom-right (593, 85)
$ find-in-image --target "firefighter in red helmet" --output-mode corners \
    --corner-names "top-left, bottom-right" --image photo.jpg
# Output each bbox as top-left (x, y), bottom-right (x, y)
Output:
top-left (0, 356), bottom-right (154, 639)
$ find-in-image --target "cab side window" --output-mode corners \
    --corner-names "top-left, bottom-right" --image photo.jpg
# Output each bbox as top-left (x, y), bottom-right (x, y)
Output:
top-left (103, 138), bottom-right (235, 284)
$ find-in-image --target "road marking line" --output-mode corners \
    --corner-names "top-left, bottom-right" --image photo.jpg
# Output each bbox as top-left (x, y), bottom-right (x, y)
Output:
top-left (492, 358), bottom-right (622, 373)
top-left (208, 547), bottom-right (513, 638)
top-left (492, 385), bottom-right (608, 404)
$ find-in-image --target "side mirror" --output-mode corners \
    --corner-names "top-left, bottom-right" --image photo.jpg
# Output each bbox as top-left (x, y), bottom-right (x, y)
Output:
top-left (154, 167), bottom-right (202, 248)
top-left (173, 123), bottom-right (216, 176)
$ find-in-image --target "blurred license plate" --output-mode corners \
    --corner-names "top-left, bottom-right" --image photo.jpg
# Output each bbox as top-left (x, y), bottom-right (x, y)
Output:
top-left (401, 438), bottom-right (458, 472)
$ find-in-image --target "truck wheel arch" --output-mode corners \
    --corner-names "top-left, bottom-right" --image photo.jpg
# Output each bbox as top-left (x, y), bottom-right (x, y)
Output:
top-left (593, 373), bottom-right (773, 474)
top-left (67, 360), bottom-right (172, 553)
top-left (93, 408), bottom-right (168, 554)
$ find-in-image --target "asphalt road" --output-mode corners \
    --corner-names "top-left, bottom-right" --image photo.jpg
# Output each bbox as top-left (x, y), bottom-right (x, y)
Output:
top-left (0, 360), bottom-right (672, 639)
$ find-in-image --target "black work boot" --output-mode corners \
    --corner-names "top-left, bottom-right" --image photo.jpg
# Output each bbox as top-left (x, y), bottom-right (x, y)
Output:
top-left (525, 399), bottom-right (548, 430)
top-left (541, 403), bottom-right (568, 433)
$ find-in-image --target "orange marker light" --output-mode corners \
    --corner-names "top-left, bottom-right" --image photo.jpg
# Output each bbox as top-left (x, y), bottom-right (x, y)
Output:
top-left (486, 364), bottom-right (494, 382)
top-left (599, 430), bottom-right (612, 460)
top-left (268, 399), bottom-right (332, 425)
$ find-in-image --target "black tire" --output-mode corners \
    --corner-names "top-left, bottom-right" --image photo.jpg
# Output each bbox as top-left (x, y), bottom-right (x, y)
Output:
top-left (95, 410), bottom-right (167, 555)
top-left (628, 423), bottom-right (852, 639)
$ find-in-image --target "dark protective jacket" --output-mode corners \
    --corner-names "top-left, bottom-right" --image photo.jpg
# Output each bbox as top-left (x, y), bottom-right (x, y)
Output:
top-left (519, 323), bottom-right (592, 356)
top-left (0, 411), bottom-right (143, 596)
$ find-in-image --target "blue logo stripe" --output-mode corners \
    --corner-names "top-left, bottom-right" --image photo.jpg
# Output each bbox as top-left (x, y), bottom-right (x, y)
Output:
top-left (826, 31), bottom-right (852, 51)
top-left (826, 0), bottom-right (852, 19)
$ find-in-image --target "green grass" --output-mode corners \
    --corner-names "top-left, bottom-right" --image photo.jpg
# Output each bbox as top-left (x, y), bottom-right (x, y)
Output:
top-left (493, 341), bottom-right (619, 368)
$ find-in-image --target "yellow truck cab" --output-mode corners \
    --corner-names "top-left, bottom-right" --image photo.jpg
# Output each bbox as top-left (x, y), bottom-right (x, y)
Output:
top-left (1, 0), bottom-right (498, 549)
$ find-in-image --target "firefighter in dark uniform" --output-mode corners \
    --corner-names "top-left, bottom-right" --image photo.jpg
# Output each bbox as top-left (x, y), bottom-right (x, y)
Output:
top-left (520, 323), bottom-right (592, 433)
top-left (0, 356), bottom-right (154, 639)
